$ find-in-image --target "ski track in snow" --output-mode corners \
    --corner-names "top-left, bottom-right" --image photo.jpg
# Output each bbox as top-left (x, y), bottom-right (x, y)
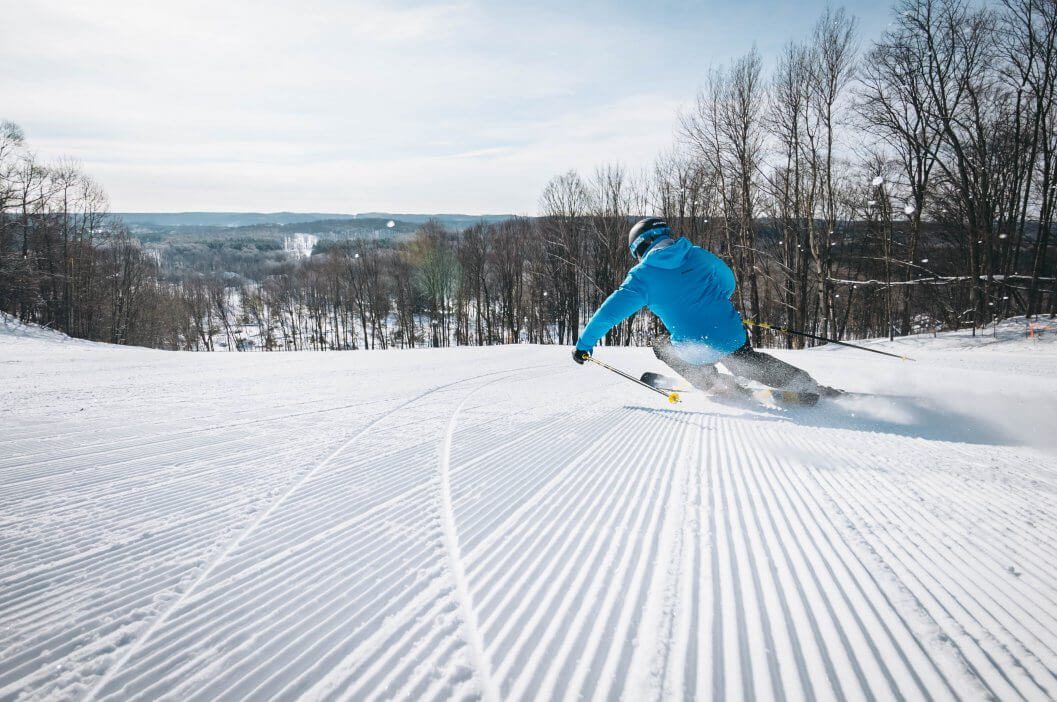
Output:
top-left (2, 331), bottom-right (1057, 701)
top-left (82, 366), bottom-right (535, 702)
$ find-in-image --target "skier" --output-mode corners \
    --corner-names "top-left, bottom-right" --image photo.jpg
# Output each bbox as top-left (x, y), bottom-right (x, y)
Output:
top-left (571, 217), bottom-right (832, 402)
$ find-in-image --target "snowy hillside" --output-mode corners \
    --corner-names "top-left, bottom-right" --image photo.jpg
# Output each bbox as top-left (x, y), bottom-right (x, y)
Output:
top-left (2, 319), bottom-right (1057, 701)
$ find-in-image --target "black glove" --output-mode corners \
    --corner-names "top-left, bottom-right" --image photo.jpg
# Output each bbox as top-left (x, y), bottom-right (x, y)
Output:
top-left (572, 348), bottom-right (590, 365)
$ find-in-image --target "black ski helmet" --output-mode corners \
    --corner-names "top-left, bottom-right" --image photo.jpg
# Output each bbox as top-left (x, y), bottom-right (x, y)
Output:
top-left (628, 217), bottom-right (670, 259)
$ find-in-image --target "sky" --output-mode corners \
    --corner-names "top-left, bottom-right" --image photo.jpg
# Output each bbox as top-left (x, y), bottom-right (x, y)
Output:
top-left (1, 0), bottom-right (894, 215)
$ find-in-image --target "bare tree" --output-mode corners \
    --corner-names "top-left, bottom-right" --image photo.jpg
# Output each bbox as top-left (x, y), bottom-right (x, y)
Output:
top-left (682, 50), bottom-right (767, 341)
top-left (491, 218), bottom-right (531, 343)
top-left (539, 171), bottom-right (590, 343)
top-left (809, 6), bottom-right (860, 338)
top-left (998, 0), bottom-right (1057, 316)
top-left (856, 5), bottom-right (941, 333)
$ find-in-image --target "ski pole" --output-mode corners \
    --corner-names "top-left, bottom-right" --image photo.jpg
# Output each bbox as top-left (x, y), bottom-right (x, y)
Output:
top-left (743, 320), bottom-right (915, 361)
top-left (585, 355), bottom-right (682, 404)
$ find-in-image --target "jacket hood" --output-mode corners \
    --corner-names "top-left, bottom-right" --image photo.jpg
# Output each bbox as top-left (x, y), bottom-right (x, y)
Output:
top-left (641, 237), bottom-right (691, 269)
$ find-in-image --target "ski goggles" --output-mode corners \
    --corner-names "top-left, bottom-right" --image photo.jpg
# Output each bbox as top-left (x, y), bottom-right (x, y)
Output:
top-left (629, 226), bottom-right (671, 259)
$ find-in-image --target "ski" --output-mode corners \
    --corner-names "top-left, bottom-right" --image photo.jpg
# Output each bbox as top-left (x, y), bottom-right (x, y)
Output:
top-left (640, 372), bottom-right (823, 407)
top-left (640, 372), bottom-right (692, 393)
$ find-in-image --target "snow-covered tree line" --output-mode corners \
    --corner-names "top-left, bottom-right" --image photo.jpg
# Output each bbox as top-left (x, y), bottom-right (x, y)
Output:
top-left (168, 214), bottom-right (660, 352)
top-left (0, 121), bottom-right (184, 346)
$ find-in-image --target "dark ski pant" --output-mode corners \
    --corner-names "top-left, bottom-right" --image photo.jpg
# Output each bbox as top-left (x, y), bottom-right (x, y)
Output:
top-left (653, 336), bottom-right (818, 392)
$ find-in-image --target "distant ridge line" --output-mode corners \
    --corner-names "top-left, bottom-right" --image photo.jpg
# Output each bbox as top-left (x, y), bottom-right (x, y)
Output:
top-left (115, 212), bottom-right (519, 228)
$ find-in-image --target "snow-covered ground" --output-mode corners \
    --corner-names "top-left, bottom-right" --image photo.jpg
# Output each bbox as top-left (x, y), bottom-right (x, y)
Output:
top-left (2, 316), bottom-right (1057, 701)
top-left (283, 234), bottom-right (319, 259)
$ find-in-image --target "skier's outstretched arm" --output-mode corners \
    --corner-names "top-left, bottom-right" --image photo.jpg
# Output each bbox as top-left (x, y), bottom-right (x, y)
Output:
top-left (573, 274), bottom-right (647, 362)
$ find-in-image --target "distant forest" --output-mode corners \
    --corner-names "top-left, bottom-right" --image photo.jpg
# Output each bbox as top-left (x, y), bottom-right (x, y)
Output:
top-left (1, 0), bottom-right (1055, 351)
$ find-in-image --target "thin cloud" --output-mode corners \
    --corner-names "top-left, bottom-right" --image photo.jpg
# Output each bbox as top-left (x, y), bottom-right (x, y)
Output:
top-left (2, 0), bottom-right (892, 213)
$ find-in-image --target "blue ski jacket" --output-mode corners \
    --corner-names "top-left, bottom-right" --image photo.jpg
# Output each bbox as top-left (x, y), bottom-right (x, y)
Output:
top-left (575, 237), bottom-right (746, 365)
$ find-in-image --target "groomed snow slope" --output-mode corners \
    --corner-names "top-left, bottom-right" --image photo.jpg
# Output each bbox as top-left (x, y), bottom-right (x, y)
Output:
top-left (2, 318), bottom-right (1057, 701)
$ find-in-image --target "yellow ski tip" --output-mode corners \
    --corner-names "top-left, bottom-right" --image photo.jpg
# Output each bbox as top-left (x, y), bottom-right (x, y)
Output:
top-left (668, 392), bottom-right (681, 404)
